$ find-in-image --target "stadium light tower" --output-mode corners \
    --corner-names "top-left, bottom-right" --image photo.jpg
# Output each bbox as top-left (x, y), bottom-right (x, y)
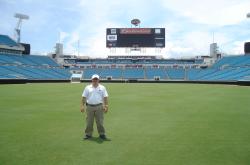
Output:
top-left (14, 13), bottom-right (29, 43)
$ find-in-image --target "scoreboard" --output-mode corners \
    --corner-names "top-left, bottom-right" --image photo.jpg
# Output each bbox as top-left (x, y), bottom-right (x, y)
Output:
top-left (106, 28), bottom-right (165, 48)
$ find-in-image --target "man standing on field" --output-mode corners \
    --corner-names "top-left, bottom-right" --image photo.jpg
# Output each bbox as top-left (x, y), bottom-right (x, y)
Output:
top-left (80, 74), bottom-right (109, 140)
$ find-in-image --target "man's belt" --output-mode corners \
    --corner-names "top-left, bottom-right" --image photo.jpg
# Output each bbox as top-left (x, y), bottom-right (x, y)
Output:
top-left (86, 103), bottom-right (102, 107)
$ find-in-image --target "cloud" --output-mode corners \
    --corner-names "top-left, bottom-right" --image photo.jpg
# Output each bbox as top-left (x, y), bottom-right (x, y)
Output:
top-left (164, 30), bottom-right (231, 57)
top-left (1, 0), bottom-right (250, 58)
top-left (64, 31), bottom-right (80, 55)
top-left (59, 30), bottom-right (69, 43)
top-left (231, 41), bottom-right (245, 54)
top-left (161, 0), bottom-right (250, 26)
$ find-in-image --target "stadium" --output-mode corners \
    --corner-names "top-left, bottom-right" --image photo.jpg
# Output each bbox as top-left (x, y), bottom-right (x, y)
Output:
top-left (1, 2), bottom-right (250, 165)
top-left (1, 32), bottom-right (250, 84)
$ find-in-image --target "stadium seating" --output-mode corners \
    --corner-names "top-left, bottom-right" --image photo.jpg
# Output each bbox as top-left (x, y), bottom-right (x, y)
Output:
top-left (166, 68), bottom-right (185, 79)
top-left (83, 68), bottom-right (101, 79)
top-left (0, 54), bottom-right (70, 80)
top-left (0, 35), bottom-right (18, 47)
top-left (1, 52), bottom-right (250, 82)
top-left (0, 54), bottom-right (59, 66)
top-left (212, 55), bottom-right (250, 68)
top-left (145, 68), bottom-right (167, 79)
top-left (82, 68), bottom-right (122, 79)
top-left (240, 76), bottom-right (250, 81)
top-left (186, 55), bottom-right (250, 81)
top-left (123, 68), bottom-right (144, 79)
top-left (76, 55), bottom-right (250, 81)
top-left (188, 68), bottom-right (217, 80)
top-left (187, 69), bottom-right (202, 80)
top-left (68, 58), bottom-right (204, 65)
top-left (100, 68), bottom-right (123, 79)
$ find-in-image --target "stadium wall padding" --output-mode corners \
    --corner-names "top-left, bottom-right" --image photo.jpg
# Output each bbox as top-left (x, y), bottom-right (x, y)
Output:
top-left (0, 79), bottom-right (250, 86)
top-left (0, 79), bottom-right (70, 84)
top-left (80, 79), bottom-right (250, 86)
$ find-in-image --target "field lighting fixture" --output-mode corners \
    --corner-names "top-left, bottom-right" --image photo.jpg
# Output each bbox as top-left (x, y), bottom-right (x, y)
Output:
top-left (14, 13), bottom-right (29, 43)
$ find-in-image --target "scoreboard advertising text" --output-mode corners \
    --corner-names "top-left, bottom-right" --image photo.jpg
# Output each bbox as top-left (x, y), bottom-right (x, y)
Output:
top-left (106, 28), bottom-right (165, 48)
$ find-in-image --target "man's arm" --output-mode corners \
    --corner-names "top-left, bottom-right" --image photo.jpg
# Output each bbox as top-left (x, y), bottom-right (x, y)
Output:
top-left (103, 97), bottom-right (108, 113)
top-left (80, 97), bottom-right (86, 113)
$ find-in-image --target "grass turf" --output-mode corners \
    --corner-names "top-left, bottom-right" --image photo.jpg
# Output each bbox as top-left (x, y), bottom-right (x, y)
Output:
top-left (0, 83), bottom-right (250, 165)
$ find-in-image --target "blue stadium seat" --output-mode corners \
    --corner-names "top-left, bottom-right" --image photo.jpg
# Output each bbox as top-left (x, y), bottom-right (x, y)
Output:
top-left (1, 53), bottom-right (250, 81)
top-left (213, 55), bottom-right (250, 68)
top-left (0, 54), bottom-right (71, 80)
top-left (100, 68), bottom-right (122, 79)
top-left (83, 68), bottom-right (101, 79)
top-left (123, 68), bottom-right (144, 79)
top-left (166, 68), bottom-right (185, 79)
top-left (145, 68), bottom-right (167, 79)
top-left (0, 35), bottom-right (18, 47)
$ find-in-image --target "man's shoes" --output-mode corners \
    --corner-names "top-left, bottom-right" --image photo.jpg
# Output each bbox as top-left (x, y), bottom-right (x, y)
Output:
top-left (83, 135), bottom-right (92, 140)
top-left (99, 134), bottom-right (107, 140)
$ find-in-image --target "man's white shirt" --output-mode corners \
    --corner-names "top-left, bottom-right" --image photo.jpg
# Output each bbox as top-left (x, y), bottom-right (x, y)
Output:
top-left (82, 84), bottom-right (108, 105)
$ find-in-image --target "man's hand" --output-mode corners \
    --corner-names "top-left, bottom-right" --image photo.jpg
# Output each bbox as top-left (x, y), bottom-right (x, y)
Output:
top-left (80, 97), bottom-right (86, 113)
top-left (103, 105), bottom-right (108, 113)
top-left (80, 106), bottom-right (85, 113)
top-left (103, 97), bottom-right (108, 113)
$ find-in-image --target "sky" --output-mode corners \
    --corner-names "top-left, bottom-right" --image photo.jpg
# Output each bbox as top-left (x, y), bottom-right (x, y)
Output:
top-left (0, 0), bottom-right (250, 58)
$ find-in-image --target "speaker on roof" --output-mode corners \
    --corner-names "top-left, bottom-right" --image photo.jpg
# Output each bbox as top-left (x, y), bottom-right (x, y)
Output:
top-left (20, 43), bottom-right (30, 55)
top-left (244, 42), bottom-right (250, 54)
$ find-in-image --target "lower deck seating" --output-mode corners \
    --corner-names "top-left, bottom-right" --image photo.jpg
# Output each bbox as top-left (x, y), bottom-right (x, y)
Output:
top-left (0, 65), bottom-right (71, 80)
top-left (80, 66), bottom-right (250, 81)
top-left (145, 68), bottom-right (167, 79)
top-left (1, 54), bottom-right (250, 81)
top-left (166, 69), bottom-right (185, 79)
top-left (123, 68), bottom-right (144, 79)
top-left (0, 54), bottom-right (70, 80)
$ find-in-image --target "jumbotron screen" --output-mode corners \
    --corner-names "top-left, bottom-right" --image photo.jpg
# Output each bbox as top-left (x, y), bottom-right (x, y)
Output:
top-left (106, 28), bottom-right (165, 48)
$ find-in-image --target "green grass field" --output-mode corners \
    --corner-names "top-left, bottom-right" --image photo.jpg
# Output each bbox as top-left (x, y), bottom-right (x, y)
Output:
top-left (0, 83), bottom-right (250, 165)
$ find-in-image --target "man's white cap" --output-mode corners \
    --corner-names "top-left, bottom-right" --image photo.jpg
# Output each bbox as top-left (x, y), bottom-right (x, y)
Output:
top-left (91, 74), bottom-right (100, 79)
